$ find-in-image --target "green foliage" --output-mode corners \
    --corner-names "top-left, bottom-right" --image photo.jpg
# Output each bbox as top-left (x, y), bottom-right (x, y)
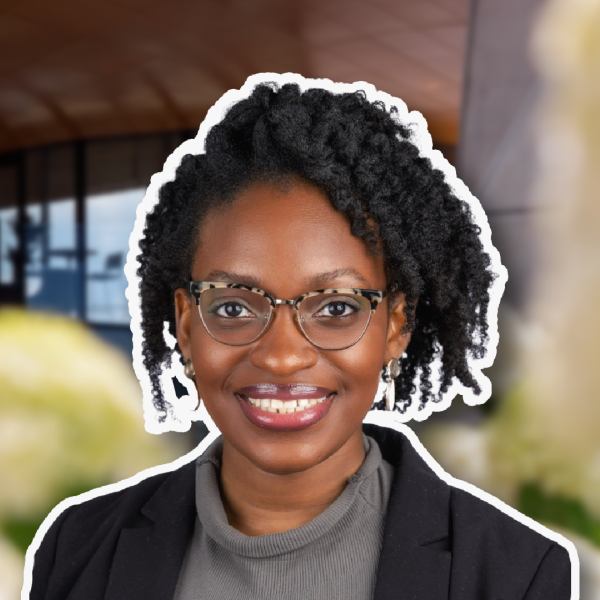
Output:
top-left (3, 518), bottom-right (44, 555)
top-left (519, 483), bottom-right (600, 548)
top-left (478, 393), bottom-right (499, 416)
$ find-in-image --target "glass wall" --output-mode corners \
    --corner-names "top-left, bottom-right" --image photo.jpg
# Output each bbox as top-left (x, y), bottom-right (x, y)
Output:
top-left (0, 164), bottom-right (18, 287)
top-left (0, 130), bottom-right (194, 352)
top-left (24, 147), bottom-right (79, 316)
top-left (86, 188), bottom-right (143, 324)
top-left (84, 134), bottom-right (183, 324)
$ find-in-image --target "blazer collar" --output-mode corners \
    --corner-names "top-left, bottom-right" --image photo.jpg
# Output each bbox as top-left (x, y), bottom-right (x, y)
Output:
top-left (105, 424), bottom-right (451, 600)
top-left (104, 460), bottom-right (197, 600)
top-left (364, 423), bottom-right (452, 600)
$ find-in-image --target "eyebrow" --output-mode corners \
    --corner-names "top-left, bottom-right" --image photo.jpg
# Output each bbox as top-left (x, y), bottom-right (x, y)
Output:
top-left (203, 268), bottom-right (373, 291)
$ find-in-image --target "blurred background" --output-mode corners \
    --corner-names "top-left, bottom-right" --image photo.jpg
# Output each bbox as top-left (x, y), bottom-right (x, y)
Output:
top-left (1, 0), bottom-right (599, 596)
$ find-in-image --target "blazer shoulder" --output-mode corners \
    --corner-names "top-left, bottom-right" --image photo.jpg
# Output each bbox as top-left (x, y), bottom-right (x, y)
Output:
top-left (450, 485), bottom-right (556, 549)
top-left (50, 459), bottom-right (196, 539)
top-left (449, 486), bottom-right (573, 599)
top-left (30, 460), bottom-right (197, 600)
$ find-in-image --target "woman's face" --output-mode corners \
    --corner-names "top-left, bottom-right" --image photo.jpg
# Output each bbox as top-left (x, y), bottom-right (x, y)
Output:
top-left (175, 178), bottom-right (410, 475)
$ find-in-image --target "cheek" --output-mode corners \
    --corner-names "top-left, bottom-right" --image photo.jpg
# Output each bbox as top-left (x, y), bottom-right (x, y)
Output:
top-left (189, 317), bottom-right (242, 400)
top-left (333, 312), bottom-right (388, 396)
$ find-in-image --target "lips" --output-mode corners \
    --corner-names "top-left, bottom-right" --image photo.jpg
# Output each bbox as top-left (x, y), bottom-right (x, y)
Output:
top-left (235, 384), bottom-right (336, 431)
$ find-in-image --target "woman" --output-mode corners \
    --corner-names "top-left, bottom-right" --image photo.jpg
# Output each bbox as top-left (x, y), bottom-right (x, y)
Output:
top-left (28, 75), bottom-right (575, 599)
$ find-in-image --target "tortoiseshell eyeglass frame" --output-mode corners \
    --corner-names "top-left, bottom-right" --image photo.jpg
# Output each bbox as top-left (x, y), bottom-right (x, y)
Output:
top-left (187, 281), bottom-right (398, 349)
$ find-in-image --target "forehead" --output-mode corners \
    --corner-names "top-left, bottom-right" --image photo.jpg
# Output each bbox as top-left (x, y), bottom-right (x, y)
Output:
top-left (192, 179), bottom-right (386, 295)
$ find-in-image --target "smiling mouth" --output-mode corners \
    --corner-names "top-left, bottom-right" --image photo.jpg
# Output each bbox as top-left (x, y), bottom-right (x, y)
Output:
top-left (234, 384), bottom-right (336, 431)
top-left (241, 396), bottom-right (329, 414)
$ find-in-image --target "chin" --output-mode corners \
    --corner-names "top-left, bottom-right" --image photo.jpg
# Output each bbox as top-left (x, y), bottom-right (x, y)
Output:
top-left (233, 434), bottom-right (340, 475)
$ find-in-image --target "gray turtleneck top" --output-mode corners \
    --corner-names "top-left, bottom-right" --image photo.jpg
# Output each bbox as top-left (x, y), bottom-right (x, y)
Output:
top-left (173, 434), bottom-right (394, 600)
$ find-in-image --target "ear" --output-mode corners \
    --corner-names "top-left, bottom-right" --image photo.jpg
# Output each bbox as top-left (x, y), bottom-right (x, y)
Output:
top-left (384, 293), bottom-right (412, 363)
top-left (174, 288), bottom-right (193, 360)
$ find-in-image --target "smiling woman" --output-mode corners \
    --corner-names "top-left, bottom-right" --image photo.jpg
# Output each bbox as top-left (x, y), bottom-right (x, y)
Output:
top-left (27, 74), bottom-right (575, 600)
top-left (174, 180), bottom-right (406, 539)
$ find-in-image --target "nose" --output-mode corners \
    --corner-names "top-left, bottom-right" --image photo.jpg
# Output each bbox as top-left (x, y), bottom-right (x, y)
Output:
top-left (248, 305), bottom-right (319, 375)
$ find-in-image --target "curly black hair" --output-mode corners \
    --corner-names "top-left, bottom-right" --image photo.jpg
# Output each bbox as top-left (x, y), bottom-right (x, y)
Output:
top-left (137, 82), bottom-right (496, 422)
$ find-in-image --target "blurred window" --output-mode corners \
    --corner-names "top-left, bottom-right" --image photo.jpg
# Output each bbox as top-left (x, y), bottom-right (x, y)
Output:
top-left (0, 164), bottom-right (18, 286)
top-left (0, 130), bottom-right (192, 335)
top-left (24, 147), bottom-right (80, 317)
top-left (86, 188), bottom-right (143, 324)
top-left (84, 134), bottom-right (180, 324)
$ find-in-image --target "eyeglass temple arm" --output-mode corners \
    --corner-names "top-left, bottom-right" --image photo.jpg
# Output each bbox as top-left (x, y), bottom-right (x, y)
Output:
top-left (188, 282), bottom-right (201, 304)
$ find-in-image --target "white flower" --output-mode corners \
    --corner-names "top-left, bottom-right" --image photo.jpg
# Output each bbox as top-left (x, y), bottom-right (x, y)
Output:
top-left (0, 309), bottom-right (184, 520)
top-left (0, 536), bottom-right (24, 600)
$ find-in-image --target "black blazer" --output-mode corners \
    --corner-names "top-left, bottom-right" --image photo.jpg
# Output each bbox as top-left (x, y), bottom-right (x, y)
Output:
top-left (29, 424), bottom-right (573, 600)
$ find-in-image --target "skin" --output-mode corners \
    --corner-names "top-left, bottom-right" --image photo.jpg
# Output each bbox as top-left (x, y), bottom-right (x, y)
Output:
top-left (175, 178), bottom-right (411, 536)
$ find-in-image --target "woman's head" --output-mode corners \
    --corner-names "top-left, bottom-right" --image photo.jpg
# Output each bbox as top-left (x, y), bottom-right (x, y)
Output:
top-left (172, 178), bottom-right (408, 473)
top-left (134, 76), bottom-right (501, 433)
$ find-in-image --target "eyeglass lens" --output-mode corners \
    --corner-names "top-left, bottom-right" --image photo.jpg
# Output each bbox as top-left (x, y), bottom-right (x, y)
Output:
top-left (199, 287), bottom-right (372, 349)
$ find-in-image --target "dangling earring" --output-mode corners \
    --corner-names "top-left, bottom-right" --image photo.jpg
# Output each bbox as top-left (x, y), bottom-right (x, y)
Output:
top-left (184, 359), bottom-right (201, 410)
top-left (386, 357), bottom-right (401, 411)
top-left (184, 358), bottom-right (196, 382)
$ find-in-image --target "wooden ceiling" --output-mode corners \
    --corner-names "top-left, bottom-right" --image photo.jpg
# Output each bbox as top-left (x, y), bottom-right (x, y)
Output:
top-left (0, 0), bottom-right (470, 153)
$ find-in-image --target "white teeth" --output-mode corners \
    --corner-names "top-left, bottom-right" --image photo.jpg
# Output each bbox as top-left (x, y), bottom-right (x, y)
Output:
top-left (246, 396), bottom-right (329, 414)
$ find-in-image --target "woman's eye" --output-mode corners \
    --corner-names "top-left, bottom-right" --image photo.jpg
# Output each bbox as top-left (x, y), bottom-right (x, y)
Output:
top-left (316, 301), bottom-right (357, 318)
top-left (215, 302), bottom-right (254, 318)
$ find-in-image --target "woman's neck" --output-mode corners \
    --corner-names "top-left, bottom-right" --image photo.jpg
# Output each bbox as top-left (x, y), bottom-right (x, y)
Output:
top-left (219, 431), bottom-right (366, 536)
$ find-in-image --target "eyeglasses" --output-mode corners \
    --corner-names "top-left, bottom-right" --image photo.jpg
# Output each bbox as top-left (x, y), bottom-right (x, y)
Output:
top-left (188, 281), bottom-right (396, 350)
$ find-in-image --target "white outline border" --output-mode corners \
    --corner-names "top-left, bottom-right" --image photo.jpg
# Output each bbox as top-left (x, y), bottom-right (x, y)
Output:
top-left (21, 72), bottom-right (578, 599)
top-left (123, 71), bottom-right (508, 434)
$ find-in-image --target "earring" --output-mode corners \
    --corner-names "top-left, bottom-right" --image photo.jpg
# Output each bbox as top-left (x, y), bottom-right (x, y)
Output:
top-left (184, 358), bottom-right (196, 382)
top-left (183, 359), bottom-right (201, 411)
top-left (386, 357), bottom-right (401, 411)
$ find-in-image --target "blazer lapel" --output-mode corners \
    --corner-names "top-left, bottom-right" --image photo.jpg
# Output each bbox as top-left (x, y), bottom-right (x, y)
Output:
top-left (104, 461), bottom-right (197, 600)
top-left (364, 424), bottom-right (452, 600)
